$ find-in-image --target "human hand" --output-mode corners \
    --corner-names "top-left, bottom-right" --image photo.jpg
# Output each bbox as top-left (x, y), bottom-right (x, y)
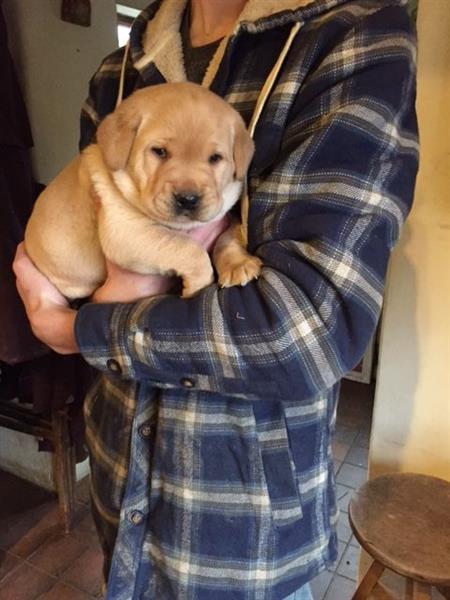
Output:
top-left (13, 243), bottom-right (79, 354)
top-left (92, 214), bottom-right (231, 303)
top-left (91, 263), bottom-right (174, 303)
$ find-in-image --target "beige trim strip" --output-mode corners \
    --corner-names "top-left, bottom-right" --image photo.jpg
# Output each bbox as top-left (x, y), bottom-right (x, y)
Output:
top-left (116, 42), bottom-right (130, 107)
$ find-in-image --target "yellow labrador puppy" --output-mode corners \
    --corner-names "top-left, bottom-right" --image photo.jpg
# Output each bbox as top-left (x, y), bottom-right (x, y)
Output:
top-left (25, 82), bottom-right (262, 299)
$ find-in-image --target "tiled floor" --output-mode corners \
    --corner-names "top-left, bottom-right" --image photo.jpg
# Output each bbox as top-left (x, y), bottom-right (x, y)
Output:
top-left (0, 472), bottom-right (102, 599)
top-left (2, 380), bottom-right (445, 600)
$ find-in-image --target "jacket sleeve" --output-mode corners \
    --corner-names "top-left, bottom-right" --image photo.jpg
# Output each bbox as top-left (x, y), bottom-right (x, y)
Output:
top-left (74, 8), bottom-right (419, 402)
top-left (79, 47), bottom-right (129, 151)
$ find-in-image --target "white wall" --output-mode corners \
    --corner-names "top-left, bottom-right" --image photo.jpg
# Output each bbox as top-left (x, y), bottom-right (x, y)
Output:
top-left (1, 0), bottom-right (118, 489)
top-left (369, 0), bottom-right (450, 482)
top-left (3, 0), bottom-right (118, 184)
top-left (0, 428), bottom-right (89, 491)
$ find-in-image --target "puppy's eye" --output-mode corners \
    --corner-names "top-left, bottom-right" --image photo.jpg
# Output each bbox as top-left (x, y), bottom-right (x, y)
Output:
top-left (151, 147), bottom-right (168, 159)
top-left (208, 153), bottom-right (223, 165)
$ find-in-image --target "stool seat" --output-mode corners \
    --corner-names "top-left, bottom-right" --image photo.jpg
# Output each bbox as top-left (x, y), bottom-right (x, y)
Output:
top-left (349, 472), bottom-right (450, 587)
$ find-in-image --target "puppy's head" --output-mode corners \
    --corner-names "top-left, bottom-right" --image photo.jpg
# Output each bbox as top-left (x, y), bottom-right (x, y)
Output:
top-left (96, 83), bottom-right (254, 229)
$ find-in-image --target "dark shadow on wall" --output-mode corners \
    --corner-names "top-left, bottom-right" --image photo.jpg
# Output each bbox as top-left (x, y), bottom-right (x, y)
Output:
top-left (370, 222), bottom-right (420, 478)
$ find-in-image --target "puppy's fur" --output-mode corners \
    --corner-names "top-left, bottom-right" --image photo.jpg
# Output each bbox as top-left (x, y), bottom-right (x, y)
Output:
top-left (25, 82), bottom-right (262, 299)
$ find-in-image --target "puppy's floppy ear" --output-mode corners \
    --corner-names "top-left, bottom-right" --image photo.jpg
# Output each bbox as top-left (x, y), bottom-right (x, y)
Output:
top-left (96, 103), bottom-right (142, 171)
top-left (233, 116), bottom-right (254, 180)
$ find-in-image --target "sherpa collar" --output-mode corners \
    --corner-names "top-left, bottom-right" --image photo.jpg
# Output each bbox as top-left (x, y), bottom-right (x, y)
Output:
top-left (132, 0), bottom-right (320, 85)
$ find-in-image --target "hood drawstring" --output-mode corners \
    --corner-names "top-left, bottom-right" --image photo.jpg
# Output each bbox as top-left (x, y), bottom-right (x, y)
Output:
top-left (116, 21), bottom-right (301, 247)
top-left (116, 42), bottom-right (130, 109)
top-left (240, 21), bottom-right (300, 246)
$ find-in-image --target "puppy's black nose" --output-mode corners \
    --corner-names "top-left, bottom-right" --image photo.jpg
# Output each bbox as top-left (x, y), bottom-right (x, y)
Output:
top-left (174, 192), bottom-right (200, 211)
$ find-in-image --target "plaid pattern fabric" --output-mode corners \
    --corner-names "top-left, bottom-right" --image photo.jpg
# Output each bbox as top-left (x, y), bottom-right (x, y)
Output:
top-left (75, 1), bottom-right (418, 598)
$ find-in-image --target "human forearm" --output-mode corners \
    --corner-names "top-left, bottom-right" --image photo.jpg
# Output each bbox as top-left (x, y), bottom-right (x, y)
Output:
top-left (30, 307), bottom-right (78, 355)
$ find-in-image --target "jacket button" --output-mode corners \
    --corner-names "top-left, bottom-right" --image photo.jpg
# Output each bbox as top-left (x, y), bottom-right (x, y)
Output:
top-left (180, 377), bottom-right (195, 388)
top-left (129, 510), bottom-right (143, 525)
top-left (106, 359), bottom-right (121, 374)
top-left (139, 424), bottom-right (152, 439)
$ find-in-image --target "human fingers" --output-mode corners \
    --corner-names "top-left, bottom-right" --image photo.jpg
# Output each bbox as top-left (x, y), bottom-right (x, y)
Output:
top-left (13, 242), bottom-right (68, 309)
top-left (92, 259), bottom-right (174, 303)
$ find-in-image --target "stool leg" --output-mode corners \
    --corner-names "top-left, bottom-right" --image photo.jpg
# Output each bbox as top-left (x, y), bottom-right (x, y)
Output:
top-left (413, 582), bottom-right (432, 600)
top-left (406, 580), bottom-right (433, 600)
top-left (437, 586), bottom-right (450, 600)
top-left (351, 560), bottom-right (385, 600)
top-left (406, 580), bottom-right (414, 599)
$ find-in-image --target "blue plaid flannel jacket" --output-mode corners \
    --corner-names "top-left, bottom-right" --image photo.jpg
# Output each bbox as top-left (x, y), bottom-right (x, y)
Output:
top-left (75, 0), bottom-right (418, 598)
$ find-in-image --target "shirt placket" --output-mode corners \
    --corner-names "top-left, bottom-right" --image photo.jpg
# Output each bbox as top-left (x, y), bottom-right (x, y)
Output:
top-left (106, 385), bottom-right (157, 600)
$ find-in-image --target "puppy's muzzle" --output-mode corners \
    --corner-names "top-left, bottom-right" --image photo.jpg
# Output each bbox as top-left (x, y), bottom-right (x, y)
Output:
top-left (173, 191), bottom-right (201, 213)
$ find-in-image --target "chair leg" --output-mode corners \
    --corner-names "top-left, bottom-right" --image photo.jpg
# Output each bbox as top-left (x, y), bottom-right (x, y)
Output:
top-left (406, 580), bottom-right (433, 600)
top-left (52, 406), bottom-right (76, 533)
top-left (351, 560), bottom-right (385, 600)
top-left (437, 586), bottom-right (450, 600)
top-left (413, 582), bottom-right (433, 600)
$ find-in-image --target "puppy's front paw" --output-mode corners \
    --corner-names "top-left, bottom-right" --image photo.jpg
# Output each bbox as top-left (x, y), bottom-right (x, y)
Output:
top-left (182, 265), bottom-right (214, 298)
top-left (218, 255), bottom-right (262, 288)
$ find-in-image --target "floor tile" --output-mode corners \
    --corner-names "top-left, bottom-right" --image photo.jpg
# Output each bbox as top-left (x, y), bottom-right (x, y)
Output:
top-left (0, 561), bottom-right (56, 600)
top-left (324, 574), bottom-right (355, 600)
top-left (336, 412), bottom-right (366, 429)
top-left (340, 379), bottom-right (375, 407)
top-left (0, 471), bottom-right (62, 559)
top-left (333, 460), bottom-right (342, 475)
top-left (0, 499), bottom-right (62, 559)
top-left (355, 427), bottom-right (372, 449)
top-left (332, 440), bottom-right (351, 462)
top-left (310, 569), bottom-right (333, 600)
top-left (336, 544), bottom-right (360, 581)
top-left (61, 545), bottom-right (104, 596)
top-left (367, 584), bottom-right (397, 600)
top-left (333, 425), bottom-right (359, 445)
top-left (73, 511), bottom-right (97, 537)
top-left (335, 484), bottom-right (354, 513)
top-left (0, 471), bottom-right (52, 521)
top-left (336, 464), bottom-right (367, 490)
top-left (367, 571), bottom-right (449, 600)
top-left (373, 569), bottom-right (406, 598)
top-left (36, 581), bottom-right (93, 599)
top-left (336, 540), bottom-right (346, 565)
top-left (345, 446), bottom-right (369, 469)
top-left (0, 549), bottom-right (22, 583)
top-left (336, 514), bottom-right (353, 544)
top-left (349, 536), bottom-right (359, 549)
top-left (28, 531), bottom-right (91, 577)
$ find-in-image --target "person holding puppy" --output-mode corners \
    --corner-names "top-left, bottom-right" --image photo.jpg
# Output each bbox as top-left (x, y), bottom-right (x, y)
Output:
top-left (14, 0), bottom-right (418, 599)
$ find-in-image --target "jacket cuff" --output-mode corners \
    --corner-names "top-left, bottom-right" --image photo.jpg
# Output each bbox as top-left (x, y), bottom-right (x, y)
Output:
top-left (75, 301), bottom-right (138, 380)
top-left (74, 300), bottom-right (281, 400)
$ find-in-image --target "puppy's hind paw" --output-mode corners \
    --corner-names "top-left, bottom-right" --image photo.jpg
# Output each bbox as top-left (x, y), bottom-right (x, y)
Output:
top-left (218, 255), bottom-right (262, 288)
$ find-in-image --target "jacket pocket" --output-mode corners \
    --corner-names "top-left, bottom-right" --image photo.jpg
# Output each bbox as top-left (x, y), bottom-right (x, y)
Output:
top-left (252, 402), bottom-right (303, 527)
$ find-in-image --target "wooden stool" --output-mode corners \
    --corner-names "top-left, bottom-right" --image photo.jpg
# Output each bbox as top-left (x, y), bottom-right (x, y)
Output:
top-left (348, 473), bottom-right (450, 600)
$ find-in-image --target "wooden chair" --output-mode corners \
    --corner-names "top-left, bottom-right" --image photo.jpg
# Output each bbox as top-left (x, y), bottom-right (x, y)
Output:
top-left (348, 473), bottom-right (450, 599)
top-left (0, 354), bottom-right (91, 533)
top-left (0, 399), bottom-right (76, 532)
